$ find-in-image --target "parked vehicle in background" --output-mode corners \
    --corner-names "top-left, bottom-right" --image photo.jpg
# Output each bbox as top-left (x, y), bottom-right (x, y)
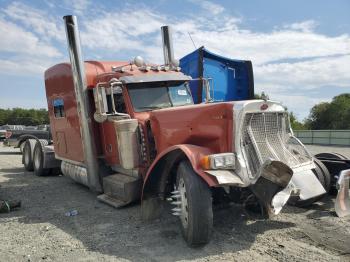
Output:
top-left (3, 125), bottom-right (51, 152)
top-left (24, 126), bottom-right (37, 130)
top-left (0, 126), bottom-right (6, 140)
top-left (1, 125), bottom-right (25, 131)
top-left (1, 125), bottom-right (24, 141)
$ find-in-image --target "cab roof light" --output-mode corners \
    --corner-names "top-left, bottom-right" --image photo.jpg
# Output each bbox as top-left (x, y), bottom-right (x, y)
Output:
top-left (151, 65), bottom-right (161, 71)
top-left (139, 65), bottom-right (151, 72)
top-left (111, 66), bottom-right (126, 73)
top-left (161, 65), bottom-right (170, 71)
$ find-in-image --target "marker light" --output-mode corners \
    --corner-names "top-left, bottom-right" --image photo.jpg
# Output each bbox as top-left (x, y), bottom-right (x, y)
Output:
top-left (151, 66), bottom-right (161, 71)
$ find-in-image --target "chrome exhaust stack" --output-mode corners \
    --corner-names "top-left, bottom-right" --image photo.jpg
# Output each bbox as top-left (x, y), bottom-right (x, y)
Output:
top-left (63, 15), bottom-right (101, 192)
top-left (161, 26), bottom-right (176, 66)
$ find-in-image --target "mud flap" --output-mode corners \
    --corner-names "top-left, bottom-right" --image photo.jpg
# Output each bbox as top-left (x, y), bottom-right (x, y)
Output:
top-left (335, 169), bottom-right (350, 218)
top-left (250, 160), bottom-right (293, 217)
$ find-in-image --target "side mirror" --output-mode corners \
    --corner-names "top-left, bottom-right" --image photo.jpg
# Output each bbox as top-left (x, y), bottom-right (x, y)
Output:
top-left (93, 84), bottom-right (108, 123)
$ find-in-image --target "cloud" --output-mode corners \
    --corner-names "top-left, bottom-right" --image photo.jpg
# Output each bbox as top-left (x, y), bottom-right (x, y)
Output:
top-left (170, 23), bottom-right (350, 66)
top-left (64, 0), bottom-right (90, 15)
top-left (283, 20), bottom-right (318, 33)
top-left (0, 2), bottom-right (63, 75)
top-left (0, 1), bottom-right (349, 118)
top-left (0, 57), bottom-right (57, 75)
top-left (271, 94), bottom-right (330, 119)
top-left (78, 8), bottom-right (350, 69)
top-left (81, 9), bottom-right (165, 52)
top-left (3, 2), bottom-right (65, 42)
top-left (190, 0), bottom-right (225, 15)
top-left (255, 55), bottom-right (350, 90)
top-left (0, 18), bottom-right (61, 58)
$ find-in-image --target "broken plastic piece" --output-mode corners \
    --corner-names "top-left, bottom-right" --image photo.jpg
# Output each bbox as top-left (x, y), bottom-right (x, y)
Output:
top-left (335, 169), bottom-right (350, 218)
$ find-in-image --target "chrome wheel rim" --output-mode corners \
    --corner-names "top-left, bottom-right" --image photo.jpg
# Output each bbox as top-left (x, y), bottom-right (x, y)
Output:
top-left (178, 177), bottom-right (189, 229)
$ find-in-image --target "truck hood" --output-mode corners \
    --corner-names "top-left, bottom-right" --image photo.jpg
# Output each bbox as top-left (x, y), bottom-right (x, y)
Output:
top-left (149, 102), bottom-right (234, 154)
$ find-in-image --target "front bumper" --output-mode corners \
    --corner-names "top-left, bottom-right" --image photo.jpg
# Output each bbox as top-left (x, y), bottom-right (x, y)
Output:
top-left (250, 161), bottom-right (325, 215)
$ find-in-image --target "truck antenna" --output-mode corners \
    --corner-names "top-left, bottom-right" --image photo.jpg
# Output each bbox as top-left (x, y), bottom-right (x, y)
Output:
top-left (188, 32), bottom-right (197, 49)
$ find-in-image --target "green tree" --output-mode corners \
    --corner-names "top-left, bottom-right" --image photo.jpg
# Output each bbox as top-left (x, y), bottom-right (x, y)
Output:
top-left (0, 108), bottom-right (49, 126)
top-left (289, 112), bottom-right (306, 130)
top-left (306, 93), bottom-right (350, 130)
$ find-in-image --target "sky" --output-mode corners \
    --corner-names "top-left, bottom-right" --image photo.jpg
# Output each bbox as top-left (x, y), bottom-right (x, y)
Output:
top-left (0, 0), bottom-right (349, 120)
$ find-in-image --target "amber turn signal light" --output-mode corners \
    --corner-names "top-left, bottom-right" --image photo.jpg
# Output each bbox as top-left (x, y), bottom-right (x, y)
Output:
top-left (200, 155), bottom-right (211, 170)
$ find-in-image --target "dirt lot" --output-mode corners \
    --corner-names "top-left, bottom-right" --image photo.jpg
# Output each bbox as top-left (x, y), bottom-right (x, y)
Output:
top-left (0, 143), bottom-right (349, 262)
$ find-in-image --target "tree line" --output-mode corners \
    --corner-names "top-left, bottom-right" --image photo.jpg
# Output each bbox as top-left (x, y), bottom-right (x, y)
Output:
top-left (290, 93), bottom-right (350, 130)
top-left (0, 93), bottom-right (349, 129)
top-left (0, 108), bottom-right (49, 126)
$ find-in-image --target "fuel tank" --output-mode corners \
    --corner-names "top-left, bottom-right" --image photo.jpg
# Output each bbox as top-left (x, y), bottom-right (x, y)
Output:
top-left (149, 102), bottom-right (234, 154)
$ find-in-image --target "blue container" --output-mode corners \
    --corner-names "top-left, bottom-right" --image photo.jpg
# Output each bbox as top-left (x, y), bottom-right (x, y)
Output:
top-left (180, 46), bottom-right (254, 103)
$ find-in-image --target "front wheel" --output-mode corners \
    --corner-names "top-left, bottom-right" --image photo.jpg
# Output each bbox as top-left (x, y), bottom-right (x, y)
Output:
top-left (173, 160), bottom-right (213, 247)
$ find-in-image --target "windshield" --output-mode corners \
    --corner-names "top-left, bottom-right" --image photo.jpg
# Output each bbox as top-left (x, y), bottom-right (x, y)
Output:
top-left (127, 81), bottom-right (193, 112)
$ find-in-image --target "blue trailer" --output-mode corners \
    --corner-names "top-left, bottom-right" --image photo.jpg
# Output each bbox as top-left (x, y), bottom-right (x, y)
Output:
top-left (180, 46), bottom-right (254, 104)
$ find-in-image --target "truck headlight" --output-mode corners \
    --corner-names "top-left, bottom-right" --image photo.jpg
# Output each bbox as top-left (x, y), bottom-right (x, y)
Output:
top-left (200, 153), bottom-right (235, 170)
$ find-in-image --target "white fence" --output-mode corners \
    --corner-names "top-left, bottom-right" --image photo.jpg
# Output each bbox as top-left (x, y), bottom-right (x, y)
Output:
top-left (294, 130), bottom-right (350, 146)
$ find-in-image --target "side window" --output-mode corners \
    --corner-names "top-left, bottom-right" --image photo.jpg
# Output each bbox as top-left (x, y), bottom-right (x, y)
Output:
top-left (53, 98), bottom-right (65, 118)
top-left (106, 89), bottom-right (127, 114)
top-left (114, 93), bottom-right (126, 113)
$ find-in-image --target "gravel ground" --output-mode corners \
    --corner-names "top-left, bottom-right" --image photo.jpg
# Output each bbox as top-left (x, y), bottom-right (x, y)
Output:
top-left (0, 143), bottom-right (349, 262)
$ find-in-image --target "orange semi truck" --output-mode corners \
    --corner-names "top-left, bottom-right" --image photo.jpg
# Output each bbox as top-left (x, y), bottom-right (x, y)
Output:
top-left (22, 15), bottom-right (330, 246)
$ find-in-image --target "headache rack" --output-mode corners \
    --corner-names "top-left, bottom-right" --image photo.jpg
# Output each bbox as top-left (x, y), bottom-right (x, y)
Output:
top-left (242, 112), bottom-right (312, 177)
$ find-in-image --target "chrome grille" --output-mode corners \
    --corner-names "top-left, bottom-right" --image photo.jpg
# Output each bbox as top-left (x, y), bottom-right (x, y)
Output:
top-left (242, 112), bottom-right (312, 176)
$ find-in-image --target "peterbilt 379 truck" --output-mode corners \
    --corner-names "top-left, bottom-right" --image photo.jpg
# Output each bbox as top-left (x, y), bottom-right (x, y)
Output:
top-left (22, 15), bottom-right (331, 246)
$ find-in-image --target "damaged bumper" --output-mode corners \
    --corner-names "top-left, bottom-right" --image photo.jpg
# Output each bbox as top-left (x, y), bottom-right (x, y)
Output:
top-left (207, 160), bottom-right (326, 216)
top-left (289, 163), bottom-right (326, 200)
top-left (251, 161), bottom-right (326, 215)
top-left (249, 160), bottom-right (293, 216)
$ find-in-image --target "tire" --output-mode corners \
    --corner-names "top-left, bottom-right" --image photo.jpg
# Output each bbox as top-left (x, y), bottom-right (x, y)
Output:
top-left (19, 140), bottom-right (26, 153)
top-left (314, 159), bottom-right (331, 192)
top-left (23, 140), bottom-right (35, 171)
top-left (33, 140), bottom-right (50, 176)
top-left (175, 160), bottom-right (213, 247)
top-left (289, 159), bottom-right (330, 207)
top-left (315, 152), bottom-right (347, 160)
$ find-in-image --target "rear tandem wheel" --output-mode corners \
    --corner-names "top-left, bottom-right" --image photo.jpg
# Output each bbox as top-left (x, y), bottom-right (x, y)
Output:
top-left (23, 139), bottom-right (36, 171)
top-left (33, 140), bottom-right (51, 176)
